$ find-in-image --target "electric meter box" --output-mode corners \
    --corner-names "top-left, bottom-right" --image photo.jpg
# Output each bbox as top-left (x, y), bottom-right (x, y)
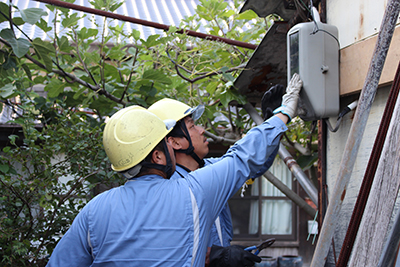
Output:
top-left (287, 17), bottom-right (339, 121)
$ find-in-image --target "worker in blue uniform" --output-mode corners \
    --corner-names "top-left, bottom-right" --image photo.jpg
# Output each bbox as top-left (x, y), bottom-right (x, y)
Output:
top-left (148, 99), bottom-right (233, 247)
top-left (46, 74), bottom-right (302, 267)
top-left (148, 95), bottom-right (283, 266)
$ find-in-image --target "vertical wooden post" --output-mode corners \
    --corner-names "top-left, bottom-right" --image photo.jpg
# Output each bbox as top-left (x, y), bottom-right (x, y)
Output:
top-left (348, 82), bottom-right (400, 266)
top-left (310, 0), bottom-right (400, 265)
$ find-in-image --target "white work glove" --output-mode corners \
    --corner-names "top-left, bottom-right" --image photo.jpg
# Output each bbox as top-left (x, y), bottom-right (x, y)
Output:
top-left (273, 73), bottom-right (302, 122)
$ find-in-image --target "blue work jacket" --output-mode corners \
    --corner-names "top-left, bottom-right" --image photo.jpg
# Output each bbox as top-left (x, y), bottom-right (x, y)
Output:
top-left (170, 134), bottom-right (280, 249)
top-left (171, 162), bottom-right (233, 248)
top-left (46, 116), bottom-right (287, 267)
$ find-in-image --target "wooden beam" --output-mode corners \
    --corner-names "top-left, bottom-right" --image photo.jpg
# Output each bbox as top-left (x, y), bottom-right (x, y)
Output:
top-left (340, 26), bottom-right (400, 96)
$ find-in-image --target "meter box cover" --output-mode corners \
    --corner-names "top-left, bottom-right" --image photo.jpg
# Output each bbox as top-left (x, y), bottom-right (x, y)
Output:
top-left (287, 14), bottom-right (339, 121)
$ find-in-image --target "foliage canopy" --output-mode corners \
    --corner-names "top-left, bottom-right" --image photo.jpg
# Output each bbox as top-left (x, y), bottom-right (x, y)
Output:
top-left (0, 0), bottom-right (317, 265)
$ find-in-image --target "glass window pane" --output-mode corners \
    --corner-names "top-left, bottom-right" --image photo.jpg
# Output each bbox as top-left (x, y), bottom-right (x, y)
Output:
top-left (251, 180), bottom-right (259, 196)
top-left (261, 199), bottom-right (292, 235)
top-left (229, 199), bottom-right (258, 235)
top-left (289, 31), bottom-right (300, 77)
top-left (262, 158), bottom-right (292, 196)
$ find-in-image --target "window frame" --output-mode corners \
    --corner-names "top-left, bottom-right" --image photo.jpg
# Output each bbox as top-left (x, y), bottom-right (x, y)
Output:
top-left (228, 168), bottom-right (298, 242)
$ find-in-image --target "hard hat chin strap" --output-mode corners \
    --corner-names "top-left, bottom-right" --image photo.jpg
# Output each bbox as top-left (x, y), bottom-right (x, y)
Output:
top-left (142, 139), bottom-right (174, 179)
top-left (125, 139), bottom-right (174, 179)
top-left (176, 121), bottom-right (205, 168)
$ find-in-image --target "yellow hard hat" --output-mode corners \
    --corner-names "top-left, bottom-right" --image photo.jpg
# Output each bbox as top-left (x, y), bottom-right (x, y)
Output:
top-left (148, 98), bottom-right (204, 122)
top-left (148, 98), bottom-right (207, 167)
top-left (103, 105), bottom-right (176, 172)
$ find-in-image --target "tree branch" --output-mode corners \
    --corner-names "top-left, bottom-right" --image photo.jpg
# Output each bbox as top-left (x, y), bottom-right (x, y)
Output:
top-left (35, 170), bottom-right (99, 255)
top-left (204, 129), bottom-right (236, 144)
top-left (281, 139), bottom-right (311, 156)
top-left (72, 29), bottom-right (98, 86)
top-left (166, 48), bottom-right (246, 83)
top-left (0, 38), bottom-right (126, 105)
top-left (0, 175), bottom-right (34, 239)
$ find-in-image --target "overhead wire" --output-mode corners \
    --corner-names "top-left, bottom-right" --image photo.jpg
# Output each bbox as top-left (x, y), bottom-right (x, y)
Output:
top-left (298, 0), bottom-right (341, 49)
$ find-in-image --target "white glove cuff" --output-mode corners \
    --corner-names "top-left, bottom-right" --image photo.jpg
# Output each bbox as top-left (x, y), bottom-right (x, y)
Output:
top-left (273, 106), bottom-right (292, 122)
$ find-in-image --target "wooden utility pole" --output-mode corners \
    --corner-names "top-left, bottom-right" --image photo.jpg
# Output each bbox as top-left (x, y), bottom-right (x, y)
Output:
top-left (310, 0), bottom-right (400, 265)
top-left (347, 85), bottom-right (400, 266)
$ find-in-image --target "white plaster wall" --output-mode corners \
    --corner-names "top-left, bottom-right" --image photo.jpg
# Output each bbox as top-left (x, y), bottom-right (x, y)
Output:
top-left (327, 0), bottom-right (400, 49)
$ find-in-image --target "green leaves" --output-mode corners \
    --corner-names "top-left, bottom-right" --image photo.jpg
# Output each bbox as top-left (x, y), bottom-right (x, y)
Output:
top-left (32, 38), bottom-right (55, 71)
top-left (236, 9), bottom-right (258, 20)
top-left (0, 2), bottom-right (11, 24)
top-left (91, 0), bottom-right (123, 12)
top-left (61, 12), bottom-right (81, 28)
top-left (19, 8), bottom-right (48, 24)
top-left (0, 105), bottom-right (116, 265)
top-left (0, 29), bottom-right (31, 58)
top-left (196, 0), bottom-right (228, 21)
top-left (36, 18), bottom-right (52, 32)
top-left (0, 163), bottom-right (9, 173)
top-left (57, 35), bottom-right (73, 53)
top-left (0, 83), bottom-right (17, 98)
top-left (77, 27), bottom-right (99, 40)
top-left (141, 34), bottom-right (162, 48)
top-left (205, 81), bottom-right (219, 95)
top-left (45, 79), bottom-right (65, 98)
top-left (142, 69), bottom-right (172, 85)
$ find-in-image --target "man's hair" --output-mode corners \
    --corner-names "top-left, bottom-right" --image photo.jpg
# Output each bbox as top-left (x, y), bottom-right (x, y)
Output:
top-left (136, 139), bottom-right (166, 176)
top-left (143, 140), bottom-right (165, 163)
top-left (121, 139), bottom-right (167, 179)
top-left (167, 119), bottom-right (187, 138)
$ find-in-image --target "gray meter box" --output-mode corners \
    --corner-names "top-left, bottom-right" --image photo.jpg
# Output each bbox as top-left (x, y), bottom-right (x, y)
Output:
top-left (287, 13), bottom-right (339, 121)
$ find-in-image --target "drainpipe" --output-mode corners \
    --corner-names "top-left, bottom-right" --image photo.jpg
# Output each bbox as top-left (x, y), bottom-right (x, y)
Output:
top-left (310, 0), bottom-right (400, 266)
top-left (277, 142), bottom-right (318, 206)
top-left (317, 119), bottom-right (328, 246)
top-left (33, 0), bottom-right (258, 50)
top-left (243, 102), bottom-right (318, 206)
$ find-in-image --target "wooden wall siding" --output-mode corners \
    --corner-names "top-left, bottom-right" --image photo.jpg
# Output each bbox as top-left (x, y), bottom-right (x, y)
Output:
top-left (324, 85), bottom-right (390, 265)
top-left (327, 0), bottom-right (400, 96)
top-left (340, 25), bottom-right (400, 96)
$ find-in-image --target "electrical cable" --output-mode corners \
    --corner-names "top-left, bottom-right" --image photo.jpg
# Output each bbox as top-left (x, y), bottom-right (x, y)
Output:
top-left (337, 100), bottom-right (358, 119)
top-left (324, 100), bottom-right (358, 132)
top-left (296, 0), bottom-right (340, 47)
top-left (310, 6), bottom-right (340, 48)
top-left (297, 0), bottom-right (313, 15)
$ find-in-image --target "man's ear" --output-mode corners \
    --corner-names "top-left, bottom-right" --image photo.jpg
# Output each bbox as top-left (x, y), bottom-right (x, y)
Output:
top-left (167, 136), bottom-right (184, 150)
top-left (151, 149), bottom-right (165, 164)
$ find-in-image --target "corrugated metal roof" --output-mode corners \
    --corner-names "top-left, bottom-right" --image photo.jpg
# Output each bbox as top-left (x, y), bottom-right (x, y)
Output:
top-left (0, 0), bottom-right (244, 41)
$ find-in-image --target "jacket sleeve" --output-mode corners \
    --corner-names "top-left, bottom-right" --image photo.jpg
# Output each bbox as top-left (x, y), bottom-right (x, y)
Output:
top-left (187, 116), bottom-right (287, 223)
top-left (205, 132), bottom-right (280, 179)
top-left (46, 206), bottom-right (93, 266)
